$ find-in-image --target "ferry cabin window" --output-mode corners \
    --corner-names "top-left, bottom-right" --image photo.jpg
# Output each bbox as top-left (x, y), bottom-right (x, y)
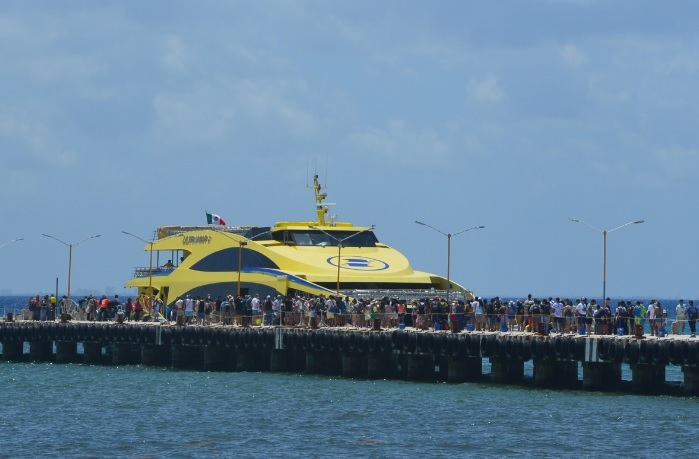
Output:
top-left (190, 248), bottom-right (279, 272)
top-left (289, 230), bottom-right (378, 247)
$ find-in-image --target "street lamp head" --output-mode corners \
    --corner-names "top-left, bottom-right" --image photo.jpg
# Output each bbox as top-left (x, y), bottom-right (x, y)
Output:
top-left (633, 220), bottom-right (644, 224)
top-left (239, 241), bottom-right (248, 247)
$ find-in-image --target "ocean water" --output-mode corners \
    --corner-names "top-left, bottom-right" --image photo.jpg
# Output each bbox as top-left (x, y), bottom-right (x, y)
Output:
top-left (1, 296), bottom-right (698, 458)
top-left (1, 363), bottom-right (697, 458)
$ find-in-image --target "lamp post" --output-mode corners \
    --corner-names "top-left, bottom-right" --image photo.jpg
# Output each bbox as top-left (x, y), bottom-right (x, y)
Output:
top-left (213, 231), bottom-right (250, 296)
top-left (415, 221), bottom-right (485, 302)
top-left (568, 218), bottom-right (644, 302)
top-left (42, 233), bottom-right (101, 320)
top-left (0, 238), bottom-right (24, 249)
top-left (121, 231), bottom-right (154, 297)
top-left (308, 225), bottom-right (376, 296)
top-left (237, 240), bottom-right (247, 297)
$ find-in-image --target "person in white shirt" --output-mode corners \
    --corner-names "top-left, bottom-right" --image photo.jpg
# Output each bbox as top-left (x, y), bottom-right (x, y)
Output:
top-left (251, 294), bottom-right (261, 323)
top-left (576, 298), bottom-right (586, 332)
top-left (647, 301), bottom-right (657, 336)
top-left (552, 297), bottom-right (564, 333)
top-left (676, 299), bottom-right (687, 335)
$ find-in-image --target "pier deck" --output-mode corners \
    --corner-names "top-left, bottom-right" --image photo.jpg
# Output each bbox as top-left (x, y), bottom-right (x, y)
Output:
top-left (1, 321), bottom-right (697, 396)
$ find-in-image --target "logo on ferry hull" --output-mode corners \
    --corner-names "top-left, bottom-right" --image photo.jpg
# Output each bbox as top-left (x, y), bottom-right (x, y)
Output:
top-left (326, 256), bottom-right (389, 271)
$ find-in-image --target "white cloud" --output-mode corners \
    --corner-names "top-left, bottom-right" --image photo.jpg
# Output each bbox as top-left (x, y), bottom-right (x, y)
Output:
top-left (651, 146), bottom-right (699, 181)
top-left (0, 110), bottom-right (77, 167)
top-left (467, 74), bottom-right (505, 102)
top-left (347, 119), bottom-right (450, 165)
top-left (152, 78), bottom-right (316, 145)
top-left (560, 44), bottom-right (587, 67)
top-left (162, 35), bottom-right (192, 75)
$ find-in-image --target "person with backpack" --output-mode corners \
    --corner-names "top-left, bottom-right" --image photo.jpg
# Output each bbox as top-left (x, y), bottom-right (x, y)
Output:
top-left (615, 301), bottom-right (628, 335)
top-left (686, 300), bottom-right (698, 338)
top-left (530, 299), bottom-right (542, 334)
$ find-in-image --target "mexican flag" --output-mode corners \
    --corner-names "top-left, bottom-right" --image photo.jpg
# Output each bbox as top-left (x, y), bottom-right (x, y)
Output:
top-left (206, 212), bottom-right (226, 226)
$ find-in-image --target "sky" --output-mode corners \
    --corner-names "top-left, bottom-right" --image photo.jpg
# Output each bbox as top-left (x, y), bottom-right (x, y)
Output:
top-left (1, 0), bottom-right (698, 300)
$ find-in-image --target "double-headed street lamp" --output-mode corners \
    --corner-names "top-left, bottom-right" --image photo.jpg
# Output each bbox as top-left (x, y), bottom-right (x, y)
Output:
top-left (0, 238), bottom-right (24, 250)
top-left (568, 218), bottom-right (644, 303)
top-left (237, 240), bottom-right (247, 297)
top-left (308, 225), bottom-right (376, 296)
top-left (121, 230), bottom-right (155, 295)
top-left (215, 231), bottom-right (249, 297)
top-left (415, 221), bottom-right (485, 302)
top-left (122, 231), bottom-right (155, 296)
top-left (42, 233), bottom-right (101, 307)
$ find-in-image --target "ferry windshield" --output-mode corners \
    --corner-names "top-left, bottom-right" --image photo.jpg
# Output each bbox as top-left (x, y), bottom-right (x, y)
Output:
top-left (293, 230), bottom-right (378, 247)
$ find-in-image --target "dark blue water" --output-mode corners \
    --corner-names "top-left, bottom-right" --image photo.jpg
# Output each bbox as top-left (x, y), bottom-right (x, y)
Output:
top-left (1, 296), bottom-right (698, 458)
top-left (1, 363), bottom-right (697, 459)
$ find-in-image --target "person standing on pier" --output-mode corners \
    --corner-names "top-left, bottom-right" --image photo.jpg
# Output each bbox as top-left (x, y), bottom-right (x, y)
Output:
top-left (251, 294), bottom-right (261, 325)
top-left (124, 298), bottom-right (133, 322)
top-left (133, 297), bottom-right (143, 322)
top-left (184, 295), bottom-right (194, 324)
top-left (647, 301), bottom-right (657, 336)
top-left (523, 294), bottom-right (534, 332)
top-left (27, 296), bottom-right (35, 320)
top-left (575, 298), bottom-right (586, 333)
top-left (49, 294), bottom-right (56, 320)
top-left (174, 296), bottom-right (184, 323)
top-left (38, 295), bottom-right (47, 321)
top-left (542, 299), bottom-right (552, 333)
top-left (687, 300), bottom-right (697, 338)
top-left (676, 300), bottom-right (687, 335)
top-left (551, 298), bottom-right (564, 333)
top-left (615, 301), bottom-right (628, 335)
top-left (584, 300), bottom-right (594, 336)
top-left (87, 295), bottom-right (96, 321)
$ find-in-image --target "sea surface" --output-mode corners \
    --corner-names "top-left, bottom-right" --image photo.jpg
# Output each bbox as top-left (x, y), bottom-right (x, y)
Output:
top-left (1, 296), bottom-right (698, 458)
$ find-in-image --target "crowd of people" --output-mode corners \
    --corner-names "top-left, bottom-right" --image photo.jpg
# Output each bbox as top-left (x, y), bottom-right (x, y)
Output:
top-left (23, 291), bottom-right (699, 337)
top-left (25, 294), bottom-right (165, 323)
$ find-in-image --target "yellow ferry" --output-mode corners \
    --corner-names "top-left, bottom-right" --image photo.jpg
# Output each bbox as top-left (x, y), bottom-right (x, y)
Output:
top-left (125, 176), bottom-right (474, 305)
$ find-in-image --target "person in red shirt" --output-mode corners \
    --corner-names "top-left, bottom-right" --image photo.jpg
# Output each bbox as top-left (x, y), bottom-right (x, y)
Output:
top-left (134, 298), bottom-right (143, 322)
top-left (124, 298), bottom-right (133, 322)
top-left (99, 296), bottom-right (110, 321)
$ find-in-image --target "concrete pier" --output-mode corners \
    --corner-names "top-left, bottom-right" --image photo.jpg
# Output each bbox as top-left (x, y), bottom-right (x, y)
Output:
top-left (141, 344), bottom-right (170, 367)
top-left (631, 364), bottom-right (666, 394)
top-left (490, 358), bottom-right (524, 384)
top-left (173, 345), bottom-right (206, 371)
top-left (682, 366), bottom-right (699, 396)
top-left (534, 361), bottom-right (578, 388)
top-left (112, 343), bottom-right (141, 366)
top-left (83, 342), bottom-right (103, 365)
top-left (447, 356), bottom-right (482, 383)
top-left (55, 341), bottom-right (78, 364)
top-left (405, 354), bottom-right (435, 381)
top-left (1, 322), bottom-right (698, 396)
top-left (342, 353), bottom-right (367, 378)
top-left (367, 353), bottom-right (392, 379)
top-left (582, 362), bottom-right (621, 391)
top-left (29, 340), bottom-right (53, 362)
top-left (2, 340), bottom-right (23, 361)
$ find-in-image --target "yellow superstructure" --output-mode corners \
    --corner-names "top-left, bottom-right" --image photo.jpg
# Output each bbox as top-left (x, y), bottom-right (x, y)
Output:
top-left (125, 176), bottom-right (474, 305)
